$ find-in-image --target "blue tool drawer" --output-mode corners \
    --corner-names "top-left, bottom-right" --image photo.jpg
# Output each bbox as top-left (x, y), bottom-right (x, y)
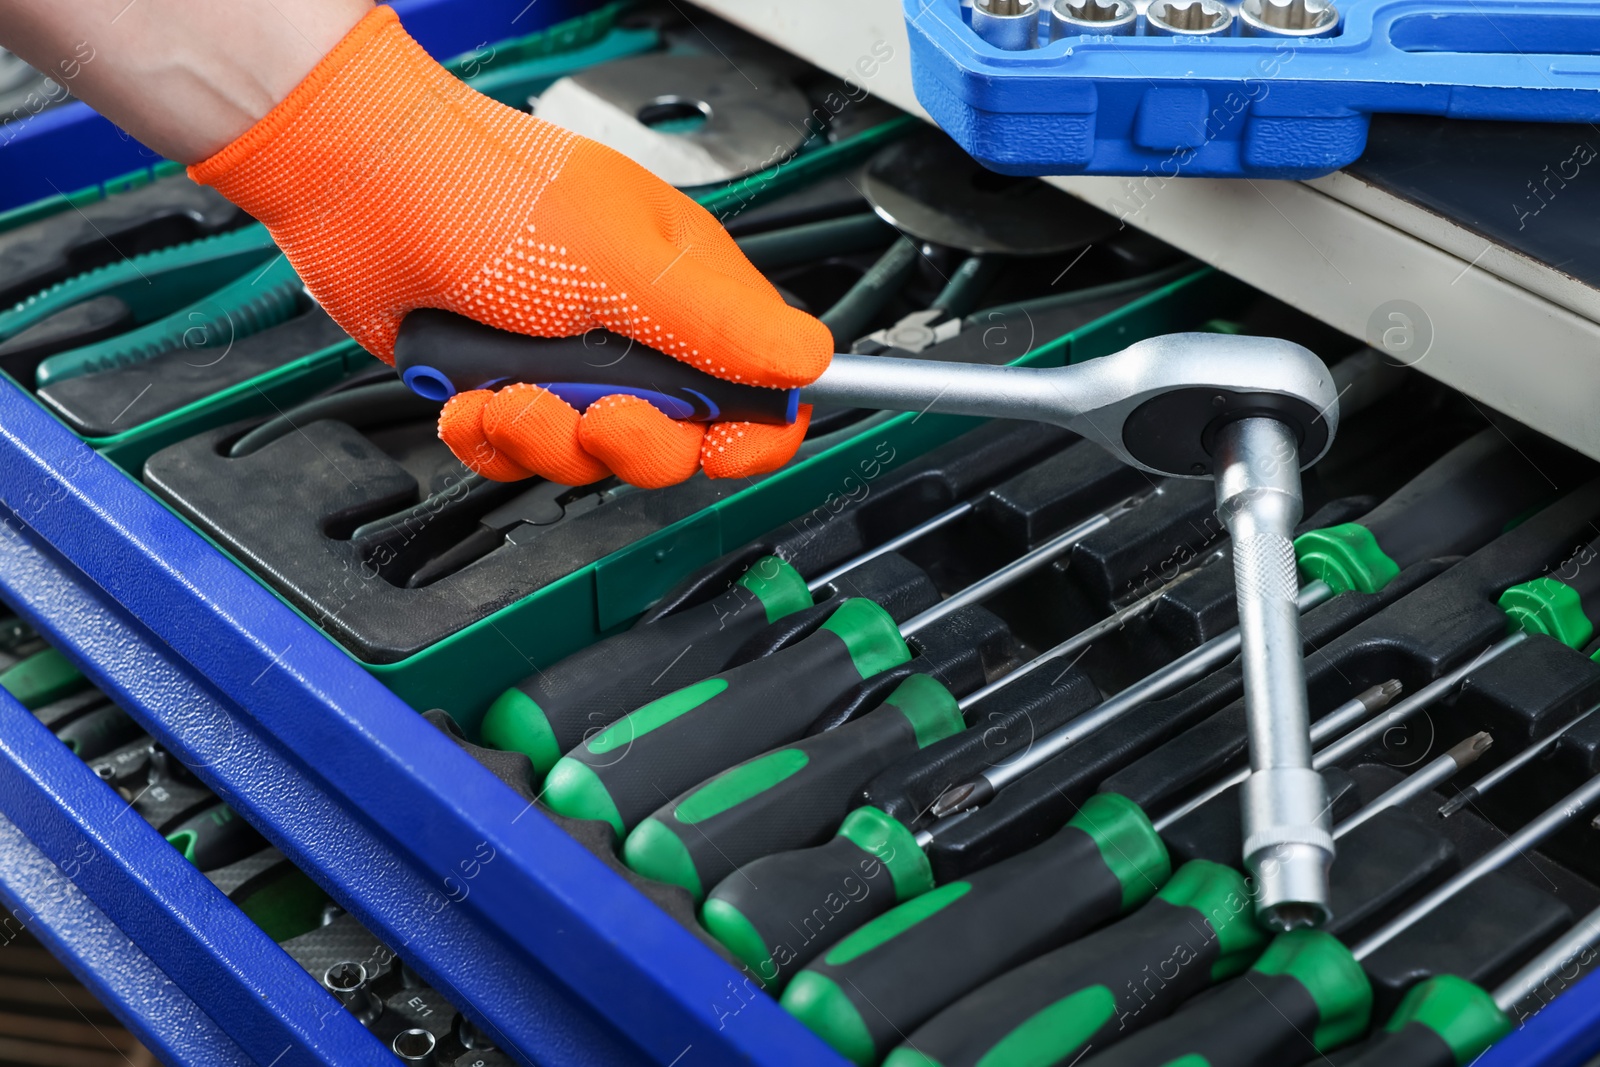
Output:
top-left (902, 0), bottom-right (1600, 178)
top-left (2, 0), bottom-right (1600, 1065)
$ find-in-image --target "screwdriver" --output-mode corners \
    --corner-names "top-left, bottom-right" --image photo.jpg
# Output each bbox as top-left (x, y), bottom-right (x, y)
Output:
top-left (1441, 703), bottom-right (1599, 817)
top-left (929, 427), bottom-right (1555, 821)
top-left (1354, 769), bottom-right (1600, 959)
top-left (1151, 629), bottom-right (1529, 836)
top-left (1072, 929), bottom-right (1372, 1066)
top-left (1496, 529), bottom-right (1600, 656)
top-left (481, 498), bottom-right (976, 777)
top-left (1332, 732), bottom-right (1492, 840)
top-left (699, 680), bottom-right (1386, 993)
top-left (879, 860), bottom-right (1268, 1067)
top-left (1322, 859), bottom-right (1600, 1065)
top-left (541, 497), bottom-right (1148, 838)
top-left (1150, 681), bottom-right (1402, 831)
top-left (623, 673), bottom-right (964, 902)
top-left (778, 793), bottom-right (1172, 1066)
top-left (0, 647), bottom-right (88, 710)
top-left (623, 557), bottom-right (1204, 901)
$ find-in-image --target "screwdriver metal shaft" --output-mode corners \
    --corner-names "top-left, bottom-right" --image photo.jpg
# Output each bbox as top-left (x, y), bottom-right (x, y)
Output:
top-left (805, 501), bottom-right (975, 593)
top-left (1493, 901), bottom-right (1600, 1013)
top-left (1151, 680), bottom-right (1402, 832)
top-left (1333, 731), bottom-right (1492, 840)
top-left (1355, 768), bottom-right (1600, 959)
top-left (1441, 702), bottom-right (1600, 818)
top-left (899, 493), bottom-right (1147, 638)
top-left (931, 578), bottom-right (1334, 817)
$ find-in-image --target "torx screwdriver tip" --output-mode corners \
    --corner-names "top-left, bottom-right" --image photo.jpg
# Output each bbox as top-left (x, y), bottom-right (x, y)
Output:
top-left (1364, 678), bottom-right (1403, 708)
top-left (1439, 789), bottom-right (1474, 818)
top-left (1443, 730), bottom-right (1494, 766)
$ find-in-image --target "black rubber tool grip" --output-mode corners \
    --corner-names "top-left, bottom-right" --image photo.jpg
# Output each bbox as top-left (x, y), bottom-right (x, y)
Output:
top-left (540, 599), bottom-right (911, 840)
top-left (624, 674), bottom-right (964, 902)
top-left (480, 556), bottom-right (814, 778)
top-left (394, 308), bottom-right (799, 423)
top-left (1081, 930), bottom-right (1371, 1067)
top-left (781, 794), bottom-right (1171, 1066)
top-left (886, 860), bottom-right (1267, 1067)
top-left (701, 806), bottom-right (930, 992)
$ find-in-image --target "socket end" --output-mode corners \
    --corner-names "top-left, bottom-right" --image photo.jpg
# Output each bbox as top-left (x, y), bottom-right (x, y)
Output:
top-left (1249, 840), bottom-right (1336, 933)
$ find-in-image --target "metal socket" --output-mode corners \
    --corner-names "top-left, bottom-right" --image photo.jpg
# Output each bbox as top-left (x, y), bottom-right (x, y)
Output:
top-left (1240, 0), bottom-right (1340, 37)
top-left (392, 1029), bottom-right (438, 1065)
top-left (321, 960), bottom-right (383, 1026)
top-left (971, 0), bottom-right (1040, 50)
top-left (1051, 0), bottom-right (1136, 37)
top-left (1146, 0), bottom-right (1234, 36)
top-left (1214, 416), bottom-right (1334, 932)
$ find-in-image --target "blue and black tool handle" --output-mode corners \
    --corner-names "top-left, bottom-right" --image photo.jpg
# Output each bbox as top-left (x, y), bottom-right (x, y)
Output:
top-left (779, 794), bottom-right (1171, 1066)
top-left (1079, 930), bottom-right (1371, 1067)
top-left (884, 860), bottom-right (1267, 1067)
top-left (539, 598), bottom-right (912, 841)
top-left (480, 554), bottom-right (815, 779)
top-left (393, 308), bottom-right (800, 422)
top-left (622, 674), bottom-right (965, 902)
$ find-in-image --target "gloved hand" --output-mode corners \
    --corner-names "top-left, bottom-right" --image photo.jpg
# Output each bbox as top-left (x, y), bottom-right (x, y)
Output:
top-left (190, 5), bottom-right (831, 488)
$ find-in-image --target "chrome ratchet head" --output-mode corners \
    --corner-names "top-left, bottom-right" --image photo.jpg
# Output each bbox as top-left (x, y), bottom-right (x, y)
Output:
top-left (1066, 333), bottom-right (1338, 479)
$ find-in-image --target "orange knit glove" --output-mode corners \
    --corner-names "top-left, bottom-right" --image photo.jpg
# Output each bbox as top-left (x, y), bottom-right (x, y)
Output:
top-left (190, 6), bottom-right (830, 489)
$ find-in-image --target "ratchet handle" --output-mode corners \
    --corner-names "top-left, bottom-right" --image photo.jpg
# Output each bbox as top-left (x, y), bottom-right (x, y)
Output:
top-left (393, 309), bottom-right (800, 423)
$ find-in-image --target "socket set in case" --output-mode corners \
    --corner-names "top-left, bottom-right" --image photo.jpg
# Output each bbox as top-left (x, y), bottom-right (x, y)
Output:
top-left (904, 0), bottom-right (1600, 178)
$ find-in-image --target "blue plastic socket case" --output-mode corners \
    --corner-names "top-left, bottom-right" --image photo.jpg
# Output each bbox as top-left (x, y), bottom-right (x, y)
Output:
top-left (903, 0), bottom-right (1600, 179)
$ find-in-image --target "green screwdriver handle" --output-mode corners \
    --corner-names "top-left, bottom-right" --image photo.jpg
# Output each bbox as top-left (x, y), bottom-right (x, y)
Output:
top-left (885, 860), bottom-right (1268, 1067)
top-left (1081, 930), bottom-right (1372, 1067)
top-left (483, 556), bottom-right (813, 778)
top-left (1297, 429), bottom-right (1580, 597)
top-left (701, 806), bottom-right (932, 993)
top-left (624, 674), bottom-right (964, 902)
top-left (1499, 529), bottom-right (1600, 652)
top-left (782, 794), bottom-right (1171, 1067)
top-left (1328, 975), bottom-right (1510, 1067)
top-left (541, 598), bottom-right (911, 840)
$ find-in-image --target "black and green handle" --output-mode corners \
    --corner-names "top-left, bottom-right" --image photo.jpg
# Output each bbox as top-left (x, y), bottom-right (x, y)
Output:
top-left (1499, 529), bottom-right (1600, 655)
top-left (1296, 429), bottom-right (1573, 596)
top-left (701, 806), bottom-right (933, 992)
top-left (1326, 975), bottom-right (1511, 1067)
top-left (482, 555), bottom-right (813, 777)
top-left (1081, 930), bottom-right (1371, 1067)
top-left (624, 674), bottom-right (964, 901)
top-left (540, 598), bottom-right (910, 839)
top-left (165, 804), bottom-right (268, 872)
top-left (884, 860), bottom-right (1268, 1067)
top-left (780, 794), bottom-right (1171, 1066)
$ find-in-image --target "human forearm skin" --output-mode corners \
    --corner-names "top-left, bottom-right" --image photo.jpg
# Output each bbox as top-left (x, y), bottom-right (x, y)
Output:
top-left (0, 0), bottom-right (371, 162)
